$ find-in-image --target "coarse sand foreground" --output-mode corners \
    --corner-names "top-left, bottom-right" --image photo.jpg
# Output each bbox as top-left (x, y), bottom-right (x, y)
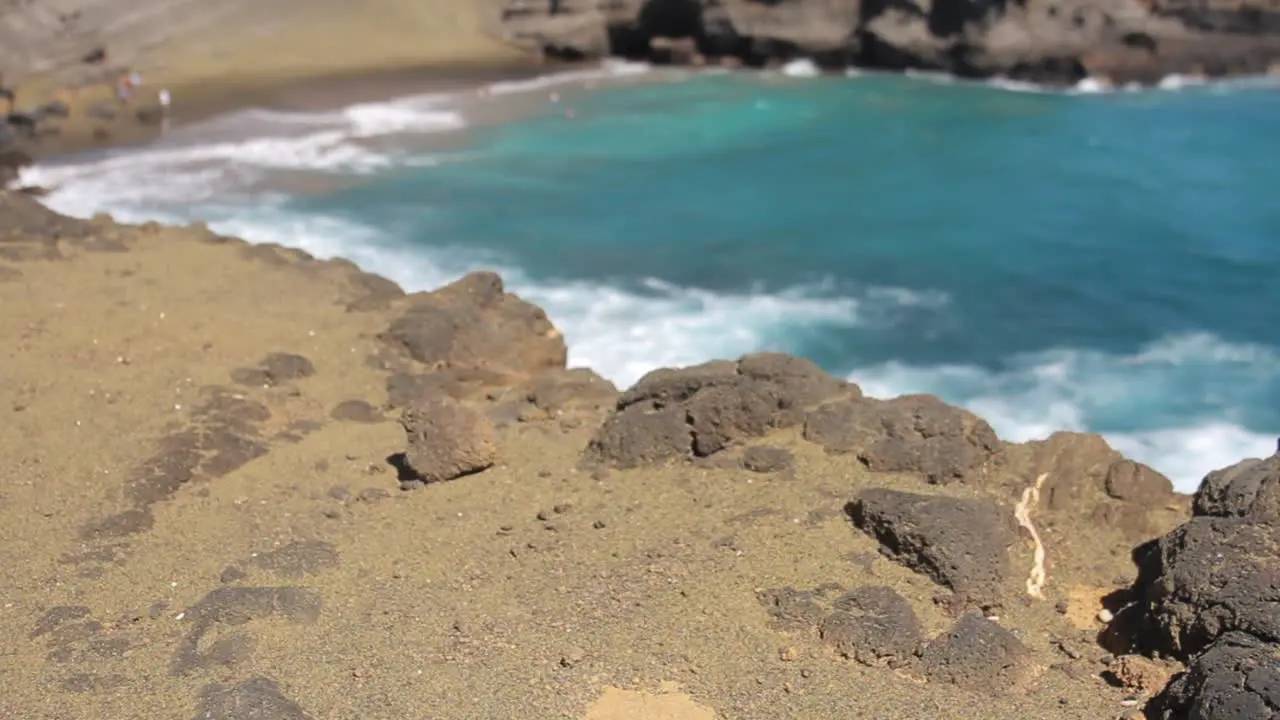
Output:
top-left (1, 191), bottom-right (1272, 720)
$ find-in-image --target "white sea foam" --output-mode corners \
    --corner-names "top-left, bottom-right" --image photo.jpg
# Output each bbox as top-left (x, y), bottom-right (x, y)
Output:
top-left (201, 209), bottom-right (866, 389)
top-left (850, 333), bottom-right (1279, 492)
top-left (18, 60), bottom-right (662, 211)
top-left (781, 59), bottom-right (821, 78)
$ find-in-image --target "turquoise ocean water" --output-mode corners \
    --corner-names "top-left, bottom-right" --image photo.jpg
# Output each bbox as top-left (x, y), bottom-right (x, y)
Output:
top-left (23, 64), bottom-right (1280, 491)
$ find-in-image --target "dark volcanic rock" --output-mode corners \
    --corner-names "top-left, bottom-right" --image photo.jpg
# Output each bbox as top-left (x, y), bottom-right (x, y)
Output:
top-left (1133, 515), bottom-right (1280, 656)
top-left (1151, 631), bottom-right (1280, 720)
top-left (1106, 458), bottom-right (1176, 505)
top-left (585, 404), bottom-right (693, 468)
top-left (803, 395), bottom-right (1000, 484)
top-left (1194, 453), bottom-right (1280, 521)
top-left (194, 677), bottom-right (316, 720)
top-left (857, 395), bottom-right (1001, 484)
top-left (919, 613), bottom-right (1038, 692)
top-left (584, 353), bottom-right (850, 468)
top-left (380, 271), bottom-right (566, 378)
top-left (400, 397), bottom-right (497, 483)
top-left (849, 488), bottom-right (1015, 607)
top-left (820, 586), bottom-right (922, 665)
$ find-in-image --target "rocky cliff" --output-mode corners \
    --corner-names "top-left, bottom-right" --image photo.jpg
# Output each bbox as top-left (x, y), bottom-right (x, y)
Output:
top-left (498, 0), bottom-right (1280, 82)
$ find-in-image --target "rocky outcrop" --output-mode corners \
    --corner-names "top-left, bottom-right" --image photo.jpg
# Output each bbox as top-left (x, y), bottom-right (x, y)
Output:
top-left (498, 0), bottom-right (1280, 84)
top-left (1120, 449), bottom-right (1280, 717)
top-left (1130, 451), bottom-right (1280, 657)
top-left (380, 271), bottom-right (568, 380)
top-left (1151, 631), bottom-right (1280, 720)
top-left (804, 394), bottom-right (1000, 484)
top-left (582, 352), bottom-right (851, 468)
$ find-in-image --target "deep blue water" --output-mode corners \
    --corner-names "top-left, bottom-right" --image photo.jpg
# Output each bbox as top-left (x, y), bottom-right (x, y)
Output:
top-left (27, 68), bottom-right (1280, 490)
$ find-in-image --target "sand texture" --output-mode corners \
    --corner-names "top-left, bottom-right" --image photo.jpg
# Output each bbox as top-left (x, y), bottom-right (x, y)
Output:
top-left (6, 191), bottom-right (1277, 719)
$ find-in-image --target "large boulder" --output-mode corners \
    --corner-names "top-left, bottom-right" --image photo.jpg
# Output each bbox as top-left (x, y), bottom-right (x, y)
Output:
top-left (380, 272), bottom-right (566, 379)
top-left (1130, 449), bottom-right (1280, 659)
top-left (803, 394), bottom-right (1001, 484)
top-left (848, 488), bottom-right (1016, 608)
top-left (583, 352), bottom-right (851, 468)
top-left (1134, 516), bottom-right (1280, 656)
top-left (1150, 631), bottom-right (1280, 720)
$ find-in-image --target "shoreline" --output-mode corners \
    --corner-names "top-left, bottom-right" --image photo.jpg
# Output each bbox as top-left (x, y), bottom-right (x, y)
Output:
top-left (9, 58), bottom-right (563, 168)
top-left (10, 52), bottom-right (1279, 184)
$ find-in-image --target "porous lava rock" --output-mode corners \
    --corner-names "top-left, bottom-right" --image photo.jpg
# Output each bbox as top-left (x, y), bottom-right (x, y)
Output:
top-left (380, 271), bottom-right (566, 378)
top-left (1126, 450), bottom-right (1280, 716)
top-left (819, 586), bottom-right (922, 666)
top-left (1133, 514), bottom-right (1280, 656)
top-left (919, 613), bottom-right (1038, 692)
top-left (1106, 458), bottom-right (1176, 505)
top-left (400, 397), bottom-right (497, 484)
top-left (583, 353), bottom-right (850, 468)
top-left (1151, 631), bottom-right (1280, 720)
top-left (1194, 454), bottom-right (1280, 521)
top-left (802, 393), bottom-right (1001, 484)
top-left (849, 488), bottom-right (1015, 607)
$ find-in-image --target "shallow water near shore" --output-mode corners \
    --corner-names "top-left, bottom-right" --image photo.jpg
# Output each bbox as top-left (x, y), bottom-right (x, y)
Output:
top-left (22, 63), bottom-right (1280, 492)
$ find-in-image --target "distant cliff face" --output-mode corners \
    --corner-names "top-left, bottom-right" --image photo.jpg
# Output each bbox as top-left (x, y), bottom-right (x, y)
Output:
top-left (497, 0), bottom-right (1280, 83)
top-left (0, 0), bottom-right (521, 87)
top-left (0, 0), bottom-right (239, 80)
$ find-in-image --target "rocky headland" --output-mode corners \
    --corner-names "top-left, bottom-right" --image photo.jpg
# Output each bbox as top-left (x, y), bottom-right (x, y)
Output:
top-left (1, 190), bottom-right (1276, 719)
top-left (498, 0), bottom-right (1280, 84)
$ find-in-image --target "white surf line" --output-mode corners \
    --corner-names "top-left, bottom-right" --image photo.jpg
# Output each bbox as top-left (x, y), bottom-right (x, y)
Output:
top-left (1013, 472), bottom-right (1050, 599)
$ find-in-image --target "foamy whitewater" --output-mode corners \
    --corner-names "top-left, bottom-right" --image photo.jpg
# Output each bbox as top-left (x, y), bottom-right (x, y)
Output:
top-left (21, 61), bottom-right (1280, 492)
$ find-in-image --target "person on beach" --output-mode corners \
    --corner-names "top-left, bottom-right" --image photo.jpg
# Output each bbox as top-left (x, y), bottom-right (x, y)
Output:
top-left (158, 88), bottom-right (172, 132)
top-left (117, 71), bottom-right (143, 103)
